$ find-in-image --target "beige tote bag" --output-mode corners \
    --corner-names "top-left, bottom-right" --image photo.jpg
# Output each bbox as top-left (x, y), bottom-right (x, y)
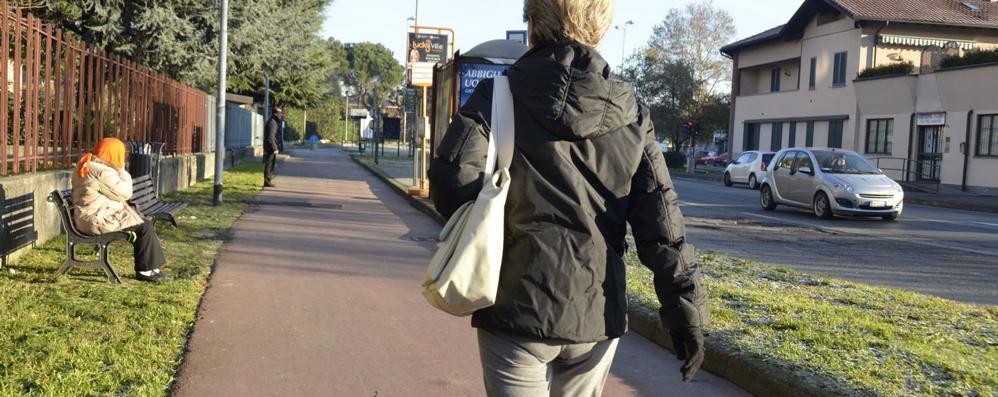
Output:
top-left (422, 76), bottom-right (515, 316)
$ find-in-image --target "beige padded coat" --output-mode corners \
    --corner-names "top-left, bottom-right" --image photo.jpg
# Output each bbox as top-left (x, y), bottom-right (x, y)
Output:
top-left (71, 159), bottom-right (145, 235)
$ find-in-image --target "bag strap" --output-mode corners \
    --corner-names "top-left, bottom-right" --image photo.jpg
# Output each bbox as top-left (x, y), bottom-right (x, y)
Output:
top-left (485, 76), bottom-right (515, 181)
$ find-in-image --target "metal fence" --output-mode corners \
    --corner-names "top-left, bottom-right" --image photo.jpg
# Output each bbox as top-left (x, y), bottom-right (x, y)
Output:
top-left (1, 5), bottom-right (209, 176)
top-left (224, 103), bottom-right (263, 149)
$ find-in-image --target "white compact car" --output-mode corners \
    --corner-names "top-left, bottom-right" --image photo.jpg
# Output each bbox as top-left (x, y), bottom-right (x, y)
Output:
top-left (723, 151), bottom-right (775, 190)
top-left (759, 148), bottom-right (905, 220)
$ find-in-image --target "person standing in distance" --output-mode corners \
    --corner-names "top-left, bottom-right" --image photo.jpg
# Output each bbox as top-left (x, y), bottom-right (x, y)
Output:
top-left (264, 107), bottom-right (284, 187)
top-left (429, 0), bottom-right (708, 395)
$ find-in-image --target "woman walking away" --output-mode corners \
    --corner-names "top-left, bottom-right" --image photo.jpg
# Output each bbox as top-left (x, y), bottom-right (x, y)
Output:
top-left (72, 137), bottom-right (170, 282)
top-left (429, 0), bottom-right (708, 395)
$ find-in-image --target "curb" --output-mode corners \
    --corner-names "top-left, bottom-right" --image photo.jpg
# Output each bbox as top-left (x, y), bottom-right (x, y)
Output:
top-left (349, 155), bottom-right (447, 225)
top-left (626, 310), bottom-right (840, 397)
top-left (350, 154), bottom-right (842, 397)
top-left (670, 171), bottom-right (724, 182)
top-left (903, 197), bottom-right (998, 214)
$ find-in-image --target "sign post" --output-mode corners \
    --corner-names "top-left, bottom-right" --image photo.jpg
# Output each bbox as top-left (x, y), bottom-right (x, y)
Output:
top-left (406, 26), bottom-right (455, 198)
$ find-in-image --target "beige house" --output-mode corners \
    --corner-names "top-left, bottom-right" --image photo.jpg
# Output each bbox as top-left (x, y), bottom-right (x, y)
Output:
top-left (721, 0), bottom-right (998, 193)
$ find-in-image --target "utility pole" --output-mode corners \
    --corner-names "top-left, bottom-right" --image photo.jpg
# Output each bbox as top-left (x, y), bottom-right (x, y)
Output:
top-left (342, 86), bottom-right (348, 146)
top-left (263, 71), bottom-right (270, 121)
top-left (213, 0), bottom-right (229, 206)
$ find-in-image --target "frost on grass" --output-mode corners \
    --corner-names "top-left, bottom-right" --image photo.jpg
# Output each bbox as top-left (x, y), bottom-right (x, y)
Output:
top-left (624, 250), bottom-right (997, 397)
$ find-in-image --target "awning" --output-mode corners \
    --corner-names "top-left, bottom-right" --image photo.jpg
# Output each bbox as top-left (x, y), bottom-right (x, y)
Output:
top-left (879, 34), bottom-right (976, 50)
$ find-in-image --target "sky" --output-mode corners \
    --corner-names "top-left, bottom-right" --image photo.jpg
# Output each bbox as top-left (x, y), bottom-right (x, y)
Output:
top-left (319, 0), bottom-right (805, 71)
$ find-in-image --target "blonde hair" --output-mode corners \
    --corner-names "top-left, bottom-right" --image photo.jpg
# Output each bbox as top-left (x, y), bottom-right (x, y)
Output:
top-left (523, 0), bottom-right (614, 48)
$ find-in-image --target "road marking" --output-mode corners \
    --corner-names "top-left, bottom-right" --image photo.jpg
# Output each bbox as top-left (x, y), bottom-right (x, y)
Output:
top-left (903, 217), bottom-right (998, 232)
top-left (739, 211), bottom-right (998, 258)
top-left (678, 201), bottom-right (744, 208)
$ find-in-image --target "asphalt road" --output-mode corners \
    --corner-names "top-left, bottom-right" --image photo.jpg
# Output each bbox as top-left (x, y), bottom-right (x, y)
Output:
top-left (671, 176), bottom-right (998, 305)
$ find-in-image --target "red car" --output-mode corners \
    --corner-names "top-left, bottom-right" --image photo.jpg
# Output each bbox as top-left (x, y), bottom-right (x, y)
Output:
top-left (695, 153), bottom-right (729, 167)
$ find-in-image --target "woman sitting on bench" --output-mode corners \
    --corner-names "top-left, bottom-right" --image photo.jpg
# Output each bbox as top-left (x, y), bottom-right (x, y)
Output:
top-left (72, 137), bottom-right (170, 282)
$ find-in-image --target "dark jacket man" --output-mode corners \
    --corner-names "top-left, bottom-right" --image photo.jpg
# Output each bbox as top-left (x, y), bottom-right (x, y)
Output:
top-left (263, 108), bottom-right (284, 186)
top-left (265, 112), bottom-right (284, 154)
top-left (429, 44), bottom-right (708, 344)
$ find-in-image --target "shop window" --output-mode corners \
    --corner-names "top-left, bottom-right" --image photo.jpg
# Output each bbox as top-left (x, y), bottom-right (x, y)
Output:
top-left (865, 119), bottom-right (893, 154)
top-left (978, 114), bottom-right (998, 157)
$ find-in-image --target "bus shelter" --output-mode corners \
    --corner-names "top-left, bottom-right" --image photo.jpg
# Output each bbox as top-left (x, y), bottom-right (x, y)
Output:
top-left (429, 40), bottom-right (528, 160)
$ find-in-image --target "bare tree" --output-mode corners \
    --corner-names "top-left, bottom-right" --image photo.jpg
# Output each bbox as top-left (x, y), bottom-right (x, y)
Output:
top-left (646, 1), bottom-right (736, 100)
top-left (622, 1), bottom-right (735, 150)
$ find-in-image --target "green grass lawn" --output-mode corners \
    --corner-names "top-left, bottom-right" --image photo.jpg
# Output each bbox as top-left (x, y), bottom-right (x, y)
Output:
top-left (626, 250), bottom-right (998, 397)
top-left (0, 162), bottom-right (264, 396)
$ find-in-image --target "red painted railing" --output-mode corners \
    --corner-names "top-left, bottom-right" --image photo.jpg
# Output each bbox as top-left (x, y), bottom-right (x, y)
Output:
top-left (1, 4), bottom-right (209, 176)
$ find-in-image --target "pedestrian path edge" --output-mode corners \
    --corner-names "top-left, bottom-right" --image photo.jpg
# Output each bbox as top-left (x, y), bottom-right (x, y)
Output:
top-left (350, 154), bottom-right (841, 397)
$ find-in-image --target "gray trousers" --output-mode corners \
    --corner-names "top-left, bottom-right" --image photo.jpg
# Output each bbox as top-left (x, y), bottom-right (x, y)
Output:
top-left (477, 328), bottom-right (619, 397)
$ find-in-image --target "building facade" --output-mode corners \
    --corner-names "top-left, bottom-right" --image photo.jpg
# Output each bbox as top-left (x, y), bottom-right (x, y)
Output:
top-left (721, 0), bottom-right (998, 192)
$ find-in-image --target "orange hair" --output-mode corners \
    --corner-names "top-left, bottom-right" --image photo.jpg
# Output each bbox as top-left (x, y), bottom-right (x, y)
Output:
top-left (77, 137), bottom-right (126, 177)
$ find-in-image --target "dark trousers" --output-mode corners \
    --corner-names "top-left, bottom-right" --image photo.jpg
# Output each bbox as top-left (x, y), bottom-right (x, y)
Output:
top-left (129, 220), bottom-right (165, 272)
top-left (264, 152), bottom-right (277, 185)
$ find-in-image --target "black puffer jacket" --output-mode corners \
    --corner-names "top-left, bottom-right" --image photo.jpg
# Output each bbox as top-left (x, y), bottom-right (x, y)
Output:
top-left (429, 44), bottom-right (707, 343)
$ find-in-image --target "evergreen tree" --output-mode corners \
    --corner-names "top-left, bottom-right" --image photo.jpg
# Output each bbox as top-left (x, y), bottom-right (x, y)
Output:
top-left (26, 0), bottom-right (336, 108)
top-left (343, 42), bottom-right (404, 111)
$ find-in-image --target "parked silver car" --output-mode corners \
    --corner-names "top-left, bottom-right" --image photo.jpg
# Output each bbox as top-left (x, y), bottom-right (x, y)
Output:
top-left (759, 148), bottom-right (904, 220)
top-left (723, 151), bottom-right (775, 190)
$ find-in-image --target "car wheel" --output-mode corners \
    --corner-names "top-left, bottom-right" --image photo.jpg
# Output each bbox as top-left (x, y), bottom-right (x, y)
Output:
top-left (760, 184), bottom-right (778, 210)
top-left (882, 213), bottom-right (899, 221)
top-left (723, 172), bottom-right (733, 187)
top-left (813, 192), bottom-right (834, 219)
top-left (748, 174), bottom-right (758, 190)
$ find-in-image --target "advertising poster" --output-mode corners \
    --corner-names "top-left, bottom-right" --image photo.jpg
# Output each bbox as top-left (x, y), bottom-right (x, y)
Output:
top-left (460, 64), bottom-right (510, 106)
top-left (407, 33), bottom-right (449, 65)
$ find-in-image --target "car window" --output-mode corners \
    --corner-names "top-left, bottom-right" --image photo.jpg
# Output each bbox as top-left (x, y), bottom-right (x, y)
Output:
top-left (774, 151), bottom-right (796, 171)
top-left (813, 151), bottom-right (879, 174)
top-left (747, 153), bottom-right (759, 163)
top-left (734, 153), bottom-right (750, 164)
top-left (762, 153), bottom-right (775, 165)
top-left (795, 152), bottom-right (814, 172)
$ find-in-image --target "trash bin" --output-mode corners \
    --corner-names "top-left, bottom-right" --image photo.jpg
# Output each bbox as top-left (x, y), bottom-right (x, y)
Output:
top-left (128, 142), bottom-right (154, 179)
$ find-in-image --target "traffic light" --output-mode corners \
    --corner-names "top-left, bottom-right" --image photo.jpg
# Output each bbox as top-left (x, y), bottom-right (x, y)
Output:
top-left (683, 121), bottom-right (697, 136)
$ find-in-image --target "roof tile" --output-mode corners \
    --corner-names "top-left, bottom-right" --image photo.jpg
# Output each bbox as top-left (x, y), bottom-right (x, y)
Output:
top-left (833, 0), bottom-right (998, 28)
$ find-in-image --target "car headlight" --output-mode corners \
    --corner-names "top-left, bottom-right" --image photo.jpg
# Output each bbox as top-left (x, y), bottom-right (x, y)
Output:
top-left (894, 183), bottom-right (903, 192)
top-left (833, 182), bottom-right (854, 193)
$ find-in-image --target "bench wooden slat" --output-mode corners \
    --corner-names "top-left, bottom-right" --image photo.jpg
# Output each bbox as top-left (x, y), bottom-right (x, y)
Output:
top-left (127, 173), bottom-right (186, 227)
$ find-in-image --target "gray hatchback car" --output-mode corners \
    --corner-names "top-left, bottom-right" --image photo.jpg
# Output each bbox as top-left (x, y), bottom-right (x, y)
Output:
top-left (759, 148), bottom-right (904, 220)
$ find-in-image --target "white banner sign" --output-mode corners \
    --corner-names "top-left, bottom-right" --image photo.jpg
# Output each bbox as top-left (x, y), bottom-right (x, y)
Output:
top-left (410, 62), bottom-right (435, 87)
top-left (916, 112), bottom-right (946, 126)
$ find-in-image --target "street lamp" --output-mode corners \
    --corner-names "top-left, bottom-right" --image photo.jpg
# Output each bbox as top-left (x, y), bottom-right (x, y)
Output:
top-left (413, 0), bottom-right (419, 27)
top-left (341, 70), bottom-right (359, 147)
top-left (614, 20), bottom-right (634, 67)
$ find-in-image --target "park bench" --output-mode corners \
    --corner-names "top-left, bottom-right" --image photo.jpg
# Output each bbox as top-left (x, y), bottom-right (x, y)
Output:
top-left (48, 190), bottom-right (129, 283)
top-left (1, 191), bottom-right (38, 269)
top-left (48, 166), bottom-right (187, 282)
top-left (129, 174), bottom-right (187, 227)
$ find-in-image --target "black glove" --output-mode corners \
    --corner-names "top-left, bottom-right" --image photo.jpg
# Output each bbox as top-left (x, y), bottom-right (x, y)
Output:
top-left (670, 327), bottom-right (705, 382)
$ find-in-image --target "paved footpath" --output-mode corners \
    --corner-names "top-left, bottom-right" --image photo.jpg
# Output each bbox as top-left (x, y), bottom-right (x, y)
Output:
top-left (173, 147), bottom-right (749, 397)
